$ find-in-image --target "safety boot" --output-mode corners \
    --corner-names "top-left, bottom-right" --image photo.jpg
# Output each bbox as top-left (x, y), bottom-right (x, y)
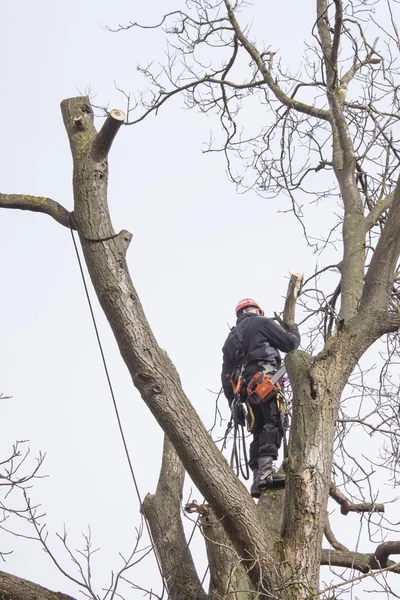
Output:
top-left (250, 469), bottom-right (261, 499)
top-left (258, 456), bottom-right (275, 488)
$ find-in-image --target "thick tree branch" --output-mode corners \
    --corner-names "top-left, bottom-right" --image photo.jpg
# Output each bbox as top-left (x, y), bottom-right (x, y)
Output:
top-left (257, 487), bottom-right (285, 540)
top-left (91, 109), bottom-right (125, 161)
top-left (321, 545), bottom-right (400, 574)
top-left (316, 0), bottom-right (334, 83)
top-left (282, 349), bottom-right (333, 595)
top-left (142, 435), bottom-right (207, 600)
top-left (316, 2), bottom-right (364, 323)
top-left (329, 483), bottom-right (384, 515)
top-left (374, 541), bottom-right (400, 568)
top-left (198, 507), bottom-right (253, 599)
top-left (361, 175), bottom-right (400, 312)
top-left (364, 191), bottom-right (394, 231)
top-left (345, 311), bottom-right (400, 369)
top-left (58, 96), bottom-right (279, 594)
top-left (330, 0), bottom-right (343, 76)
top-left (282, 273), bottom-right (303, 326)
top-left (0, 570), bottom-right (77, 600)
top-left (0, 194), bottom-right (72, 229)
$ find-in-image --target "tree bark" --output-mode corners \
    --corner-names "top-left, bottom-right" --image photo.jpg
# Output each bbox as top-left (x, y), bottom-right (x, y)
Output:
top-left (361, 176), bottom-right (400, 312)
top-left (142, 435), bottom-right (208, 600)
top-left (200, 507), bottom-right (254, 600)
top-left (0, 570), bottom-right (76, 600)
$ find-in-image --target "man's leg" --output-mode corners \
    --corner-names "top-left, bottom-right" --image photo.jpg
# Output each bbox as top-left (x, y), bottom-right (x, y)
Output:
top-left (249, 404), bottom-right (263, 498)
top-left (257, 398), bottom-right (283, 486)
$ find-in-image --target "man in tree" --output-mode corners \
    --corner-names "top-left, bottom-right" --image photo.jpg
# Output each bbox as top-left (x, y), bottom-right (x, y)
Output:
top-left (222, 298), bottom-right (300, 497)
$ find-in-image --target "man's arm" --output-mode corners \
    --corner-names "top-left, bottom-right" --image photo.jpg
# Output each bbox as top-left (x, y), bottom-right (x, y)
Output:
top-left (262, 318), bottom-right (300, 353)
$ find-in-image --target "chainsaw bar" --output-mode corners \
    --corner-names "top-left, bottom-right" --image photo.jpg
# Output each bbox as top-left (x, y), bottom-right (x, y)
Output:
top-left (270, 363), bottom-right (287, 384)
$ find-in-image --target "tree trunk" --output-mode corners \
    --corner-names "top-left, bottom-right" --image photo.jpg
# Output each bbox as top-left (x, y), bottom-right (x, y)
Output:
top-left (60, 96), bottom-right (280, 593)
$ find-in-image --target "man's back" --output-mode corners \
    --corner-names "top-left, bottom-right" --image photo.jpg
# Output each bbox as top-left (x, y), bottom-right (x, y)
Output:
top-left (221, 313), bottom-right (300, 401)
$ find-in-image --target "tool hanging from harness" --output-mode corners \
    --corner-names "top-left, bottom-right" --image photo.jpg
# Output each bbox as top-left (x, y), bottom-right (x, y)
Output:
top-left (224, 363), bottom-right (250, 480)
top-left (246, 363), bottom-right (287, 404)
top-left (222, 325), bottom-right (250, 479)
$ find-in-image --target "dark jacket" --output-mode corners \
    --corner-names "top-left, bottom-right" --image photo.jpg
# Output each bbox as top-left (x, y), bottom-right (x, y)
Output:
top-left (221, 313), bottom-right (300, 402)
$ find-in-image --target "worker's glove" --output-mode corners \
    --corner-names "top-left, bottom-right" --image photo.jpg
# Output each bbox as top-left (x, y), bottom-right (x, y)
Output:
top-left (286, 323), bottom-right (299, 334)
top-left (281, 321), bottom-right (299, 334)
top-left (274, 312), bottom-right (299, 334)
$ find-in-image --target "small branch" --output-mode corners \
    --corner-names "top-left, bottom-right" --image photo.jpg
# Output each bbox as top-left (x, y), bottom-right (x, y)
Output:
top-left (91, 109), bottom-right (125, 161)
top-left (115, 229), bottom-right (133, 258)
top-left (283, 272), bottom-right (304, 325)
top-left (329, 483), bottom-right (384, 515)
top-left (325, 281), bottom-right (341, 340)
top-left (302, 263), bottom-right (342, 288)
top-left (0, 194), bottom-right (73, 229)
top-left (324, 514), bottom-right (349, 552)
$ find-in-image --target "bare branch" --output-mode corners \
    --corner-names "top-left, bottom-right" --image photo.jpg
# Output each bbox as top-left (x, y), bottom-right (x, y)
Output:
top-left (324, 515), bottom-right (349, 552)
top-left (223, 0), bottom-right (330, 120)
top-left (330, 0), bottom-right (343, 75)
top-left (283, 272), bottom-right (304, 326)
top-left (0, 194), bottom-right (72, 229)
top-left (321, 547), bottom-right (400, 575)
top-left (92, 109), bottom-right (125, 161)
top-left (374, 541), bottom-right (400, 568)
top-left (329, 483), bottom-right (384, 515)
top-left (361, 174), bottom-right (400, 312)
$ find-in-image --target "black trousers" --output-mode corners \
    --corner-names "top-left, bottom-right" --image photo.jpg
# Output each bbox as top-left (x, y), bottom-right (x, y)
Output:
top-left (248, 397), bottom-right (283, 471)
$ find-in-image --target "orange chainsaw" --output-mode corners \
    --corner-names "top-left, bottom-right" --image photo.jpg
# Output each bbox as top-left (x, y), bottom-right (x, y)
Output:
top-left (246, 363), bottom-right (286, 405)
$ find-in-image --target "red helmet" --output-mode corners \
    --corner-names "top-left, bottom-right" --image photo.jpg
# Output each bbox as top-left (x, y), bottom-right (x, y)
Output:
top-left (235, 298), bottom-right (264, 316)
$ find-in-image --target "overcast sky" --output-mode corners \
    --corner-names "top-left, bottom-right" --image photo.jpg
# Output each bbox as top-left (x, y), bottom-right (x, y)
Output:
top-left (1, 1), bottom-right (399, 597)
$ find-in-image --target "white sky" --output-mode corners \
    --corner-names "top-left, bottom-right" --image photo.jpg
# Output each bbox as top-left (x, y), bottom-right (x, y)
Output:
top-left (0, 1), bottom-right (399, 598)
